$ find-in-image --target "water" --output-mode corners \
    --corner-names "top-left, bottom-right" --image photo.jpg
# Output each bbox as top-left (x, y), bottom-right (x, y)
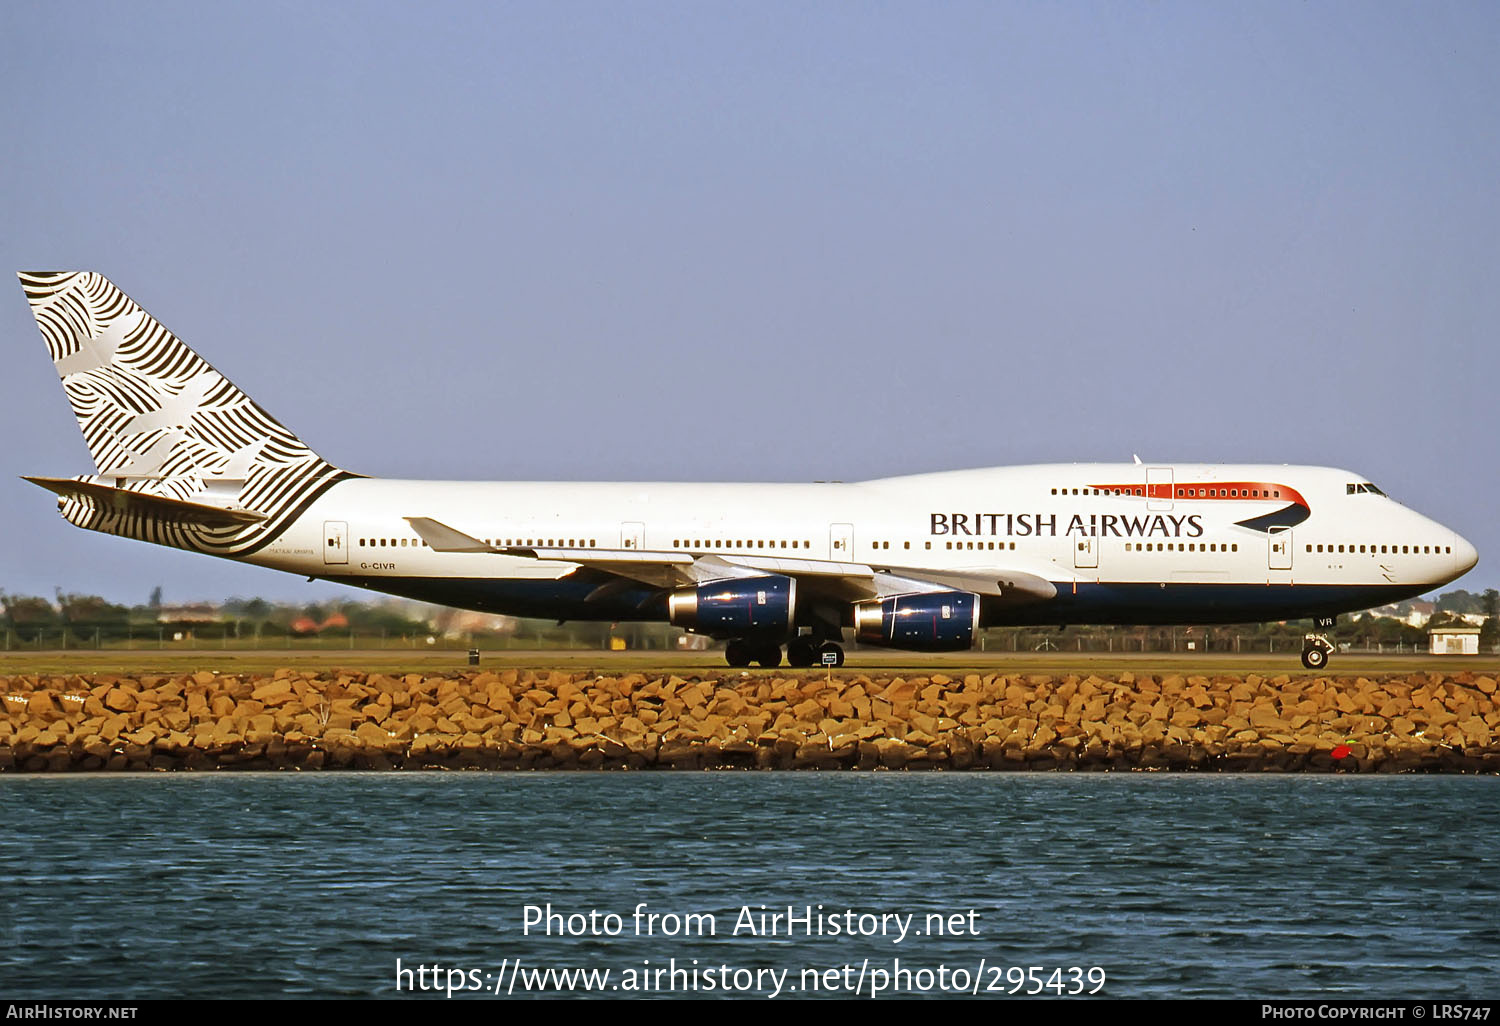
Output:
top-left (3, 774), bottom-right (1497, 998)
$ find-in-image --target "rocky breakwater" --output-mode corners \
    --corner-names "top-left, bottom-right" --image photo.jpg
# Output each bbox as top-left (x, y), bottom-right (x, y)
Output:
top-left (1, 669), bottom-right (1498, 772)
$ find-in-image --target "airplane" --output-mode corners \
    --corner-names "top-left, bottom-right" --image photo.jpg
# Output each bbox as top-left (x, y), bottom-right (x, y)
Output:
top-left (16, 271), bottom-right (1479, 670)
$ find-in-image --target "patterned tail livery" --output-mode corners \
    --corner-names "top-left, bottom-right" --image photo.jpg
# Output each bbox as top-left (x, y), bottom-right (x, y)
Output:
top-left (17, 271), bottom-right (355, 557)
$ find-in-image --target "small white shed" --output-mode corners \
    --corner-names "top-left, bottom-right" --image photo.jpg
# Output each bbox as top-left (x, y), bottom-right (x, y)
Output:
top-left (1428, 625), bottom-right (1481, 655)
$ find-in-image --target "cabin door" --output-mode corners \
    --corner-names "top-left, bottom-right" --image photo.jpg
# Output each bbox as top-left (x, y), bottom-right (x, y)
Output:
top-left (1073, 535), bottom-right (1098, 569)
top-left (323, 521), bottom-right (348, 565)
top-left (830, 523), bottom-right (854, 560)
top-left (620, 522), bottom-right (645, 550)
top-left (1268, 527), bottom-right (1293, 570)
top-left (1147, 467), bottom-right (1174, 511)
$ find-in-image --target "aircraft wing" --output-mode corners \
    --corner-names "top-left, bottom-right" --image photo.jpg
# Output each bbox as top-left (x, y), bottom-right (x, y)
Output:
top-left (404, 517), bottom-right (1055, 604)
top-left (872, 566), bottom-right (1057, 604)
top-left (405, 517), bottom-right (695, 588)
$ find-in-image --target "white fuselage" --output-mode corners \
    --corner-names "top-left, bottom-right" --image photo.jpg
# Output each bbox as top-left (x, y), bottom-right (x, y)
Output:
top-left (247, 463), bottom-right (1474, 627)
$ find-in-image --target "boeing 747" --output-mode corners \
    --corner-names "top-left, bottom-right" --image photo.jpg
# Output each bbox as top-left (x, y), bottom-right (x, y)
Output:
top-left (17, 271), bottom-right (1478, 668)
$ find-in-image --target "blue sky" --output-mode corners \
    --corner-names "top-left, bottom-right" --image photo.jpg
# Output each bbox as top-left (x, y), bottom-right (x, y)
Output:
top-left (3, 1), bottom-right (1497, 605)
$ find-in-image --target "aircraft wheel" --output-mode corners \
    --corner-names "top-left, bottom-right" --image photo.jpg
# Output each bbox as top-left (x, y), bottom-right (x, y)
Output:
top-left (786, 639), bottom-right (817, 668)
top-left (816, 642), bottom-right (846, 668)
top-left (725, 640), bottom-right (753, 668)
top-left (753, 643), bottom-right (782, 667)
top-left (1301, 645), bottom-right (1328, 671)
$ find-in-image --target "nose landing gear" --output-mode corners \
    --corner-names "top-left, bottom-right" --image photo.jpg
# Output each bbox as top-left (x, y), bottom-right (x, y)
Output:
top-left (1301, 634), bottom-right (1334, 670)
top-left (1301, 615), bottom-right (1337, 670)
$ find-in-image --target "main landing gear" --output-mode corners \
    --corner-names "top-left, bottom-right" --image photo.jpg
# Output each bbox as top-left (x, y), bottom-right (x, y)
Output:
top-left (786, 637), bottom-right (845, 668)
top-left (723, 639), bottom-right (783, 668)
top-left (723, 637), bottom-right (846, 668)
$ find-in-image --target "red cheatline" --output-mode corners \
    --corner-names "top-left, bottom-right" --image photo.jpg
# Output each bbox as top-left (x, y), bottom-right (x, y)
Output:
top-left (1331, 744), bottom-right (1352, 760)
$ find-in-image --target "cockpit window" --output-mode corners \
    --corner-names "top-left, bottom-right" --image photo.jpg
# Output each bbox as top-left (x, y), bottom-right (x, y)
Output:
top-left (1347, 483), bottom-right (1387, 496)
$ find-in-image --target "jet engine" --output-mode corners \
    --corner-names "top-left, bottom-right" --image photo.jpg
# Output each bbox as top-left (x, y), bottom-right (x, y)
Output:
top-left (853, 592), bottom-right (980, 651)
top-left (667, 575), bottom-right (796, 638)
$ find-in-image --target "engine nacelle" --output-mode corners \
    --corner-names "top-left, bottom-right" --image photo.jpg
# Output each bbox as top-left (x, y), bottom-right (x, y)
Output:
top-left (854, 592), bottom-right (980, 651)
top-left (667, 575), bottom-right (796, 638)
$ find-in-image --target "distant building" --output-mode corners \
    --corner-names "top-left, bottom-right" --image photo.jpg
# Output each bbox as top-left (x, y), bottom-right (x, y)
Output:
top-left (1405, 601), bottom-right (1436, 628)
top-left (157, 603), bottom-right (220, 623)
top-left (430, 609), bottom-right (518, 638)
top-left (1428, 625), bottom-right (1481, 655)
top-left (1367, 601), bottom-right (1437, 627)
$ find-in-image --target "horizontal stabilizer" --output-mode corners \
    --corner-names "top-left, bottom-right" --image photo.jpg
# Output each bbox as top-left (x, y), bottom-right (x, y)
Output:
top-left (23, 476), bottom-right (268, 526)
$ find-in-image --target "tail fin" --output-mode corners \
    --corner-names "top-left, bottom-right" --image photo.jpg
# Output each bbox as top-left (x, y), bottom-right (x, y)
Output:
top-left (18, 271), bottom-right (354, 554)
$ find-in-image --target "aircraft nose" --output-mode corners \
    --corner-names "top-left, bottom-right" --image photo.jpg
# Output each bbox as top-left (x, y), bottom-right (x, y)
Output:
top-left (1454, 532), bottom-right (1478, 575)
